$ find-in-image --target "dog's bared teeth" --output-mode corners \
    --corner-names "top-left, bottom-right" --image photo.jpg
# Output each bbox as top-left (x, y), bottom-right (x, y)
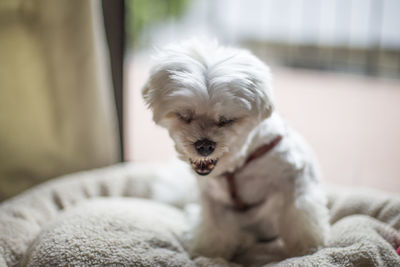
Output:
top-left (190, 158), bottom-right (218, 175)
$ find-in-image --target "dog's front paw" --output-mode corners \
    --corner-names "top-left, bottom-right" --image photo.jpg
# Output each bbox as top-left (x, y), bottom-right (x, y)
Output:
top-left (279, 194), bottom-right (330, 257)
top-left (233, 239), bottom-right (287, 267)
top-left (190, 235), bottom-right (237, 260)
top-left (189, 223), bottom-right (245, 260)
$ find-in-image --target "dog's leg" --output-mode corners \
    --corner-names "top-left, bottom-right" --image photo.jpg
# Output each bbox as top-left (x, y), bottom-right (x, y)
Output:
top-left (190, 197), bottom-right (249, 259)
top-left (233, 238), bottom-right (287, 267)
top-left (278, 188), bottom-right (330, 256)
top-left (191, 216), bottom-right (238, 259)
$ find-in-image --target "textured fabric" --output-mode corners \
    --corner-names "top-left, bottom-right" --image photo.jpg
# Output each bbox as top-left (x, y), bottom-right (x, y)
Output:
top-left (22, 198), bottom-right (193, 267)
top-left (274, 187), bottom-right (400, 267)
top-left (0, 0), bottom-right (120, 201)
top-left (0, 163), bottom-right (399, 266)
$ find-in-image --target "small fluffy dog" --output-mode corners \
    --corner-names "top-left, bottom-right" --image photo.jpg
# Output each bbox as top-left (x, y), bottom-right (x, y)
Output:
top-left (142, 40), bottom-right (329, 265)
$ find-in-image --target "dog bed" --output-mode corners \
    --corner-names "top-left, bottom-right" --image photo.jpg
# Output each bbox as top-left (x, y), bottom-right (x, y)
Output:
top-left (0, 162), bottom-right (399, 266)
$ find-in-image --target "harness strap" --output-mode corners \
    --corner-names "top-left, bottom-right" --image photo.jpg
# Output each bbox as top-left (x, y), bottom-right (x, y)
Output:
top-left (222, 135), bottom-right (283, 212)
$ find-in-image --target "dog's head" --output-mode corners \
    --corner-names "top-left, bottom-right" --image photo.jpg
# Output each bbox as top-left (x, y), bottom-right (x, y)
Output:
top-left (142, 40), bottom-right (275, 176)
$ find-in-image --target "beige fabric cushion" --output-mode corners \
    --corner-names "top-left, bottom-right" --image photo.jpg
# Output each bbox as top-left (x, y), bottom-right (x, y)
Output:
top-left (0, 163), bottom-right (399, 267)
top-left (22, 198), bottom-right (194, 267)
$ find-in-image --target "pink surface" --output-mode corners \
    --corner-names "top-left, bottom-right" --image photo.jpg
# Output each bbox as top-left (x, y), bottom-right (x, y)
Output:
top-left (125, 55), bottom-right (400, 193)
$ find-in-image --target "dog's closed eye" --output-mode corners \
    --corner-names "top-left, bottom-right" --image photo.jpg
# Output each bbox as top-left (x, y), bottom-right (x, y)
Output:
top-left (217, 116), bottom-right (236, 127)
top-left (176, 112), bottom-right (193, 124)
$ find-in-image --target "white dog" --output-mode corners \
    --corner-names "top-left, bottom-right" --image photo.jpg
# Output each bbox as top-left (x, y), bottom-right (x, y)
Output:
top-left (142, 40), bottom-right (329, 265)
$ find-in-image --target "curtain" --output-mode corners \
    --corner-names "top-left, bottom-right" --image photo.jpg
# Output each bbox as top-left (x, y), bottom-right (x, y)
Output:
top-left (0, 0), bottom-right (120, 201)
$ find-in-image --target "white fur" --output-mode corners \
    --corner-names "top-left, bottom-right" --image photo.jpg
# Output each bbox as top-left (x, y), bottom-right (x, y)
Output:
top-left (142, 40), bottom-right (330, 266)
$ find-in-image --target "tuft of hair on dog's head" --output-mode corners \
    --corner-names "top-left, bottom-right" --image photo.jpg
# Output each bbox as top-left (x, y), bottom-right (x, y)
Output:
top-left (142, 39), bottom-right (275, 126)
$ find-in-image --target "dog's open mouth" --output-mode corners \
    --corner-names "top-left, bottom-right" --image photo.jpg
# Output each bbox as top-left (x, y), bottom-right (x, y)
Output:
top-left (190, 158), bottom-right (218, 176)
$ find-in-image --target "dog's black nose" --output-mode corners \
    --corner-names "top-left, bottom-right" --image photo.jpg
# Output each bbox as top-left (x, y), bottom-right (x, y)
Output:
top-left (194, 139), bottom-right (216, 156)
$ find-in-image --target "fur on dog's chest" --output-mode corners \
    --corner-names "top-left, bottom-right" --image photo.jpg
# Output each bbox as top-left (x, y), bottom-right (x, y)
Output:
top-left (201, 134), bottom-right (290, 209)
top-left (201, 156), bottom-right (290, 210)
top-left (200, 164), bottom-right (286, 239)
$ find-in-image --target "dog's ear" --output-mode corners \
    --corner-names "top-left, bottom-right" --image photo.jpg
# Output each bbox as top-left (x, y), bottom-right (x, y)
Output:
top-left (141, 80), bottom-right (169, 125)
top-left (260, 95), bottom-right (274, 120)
top-left (254, 69), bottom-right (275, 121)
top-left (142, 81), bottom-right (161, 122)
top-left (142, 81), bottom-right (152, 107)
top-left (232, 49), bottom-right (275, 121)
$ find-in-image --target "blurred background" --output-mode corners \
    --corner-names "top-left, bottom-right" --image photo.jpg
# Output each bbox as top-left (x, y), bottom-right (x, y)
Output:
top-left (0, 0), bottom-right (399, 201)
top-left (125, 0), bottom-right (400, 192)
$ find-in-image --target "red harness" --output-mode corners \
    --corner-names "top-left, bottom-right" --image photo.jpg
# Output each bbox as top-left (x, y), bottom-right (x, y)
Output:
top-left (222, 135), bottom-right (283, 212)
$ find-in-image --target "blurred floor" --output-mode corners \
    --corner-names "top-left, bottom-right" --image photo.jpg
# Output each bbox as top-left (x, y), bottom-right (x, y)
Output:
top-left (125, 54), bottom-right (400, 193)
